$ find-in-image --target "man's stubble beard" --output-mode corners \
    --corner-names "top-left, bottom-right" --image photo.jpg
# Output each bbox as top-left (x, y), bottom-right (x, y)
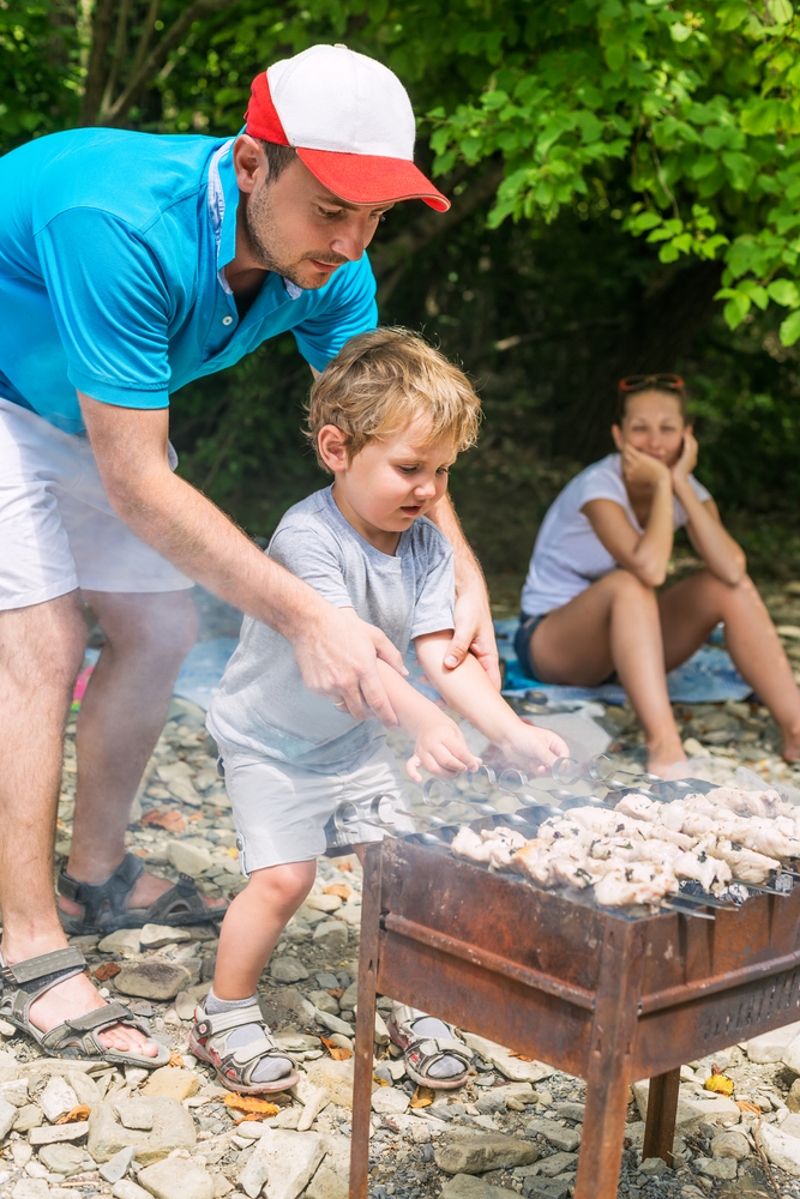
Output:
top-left (243, 184), bottom-right (344, 291)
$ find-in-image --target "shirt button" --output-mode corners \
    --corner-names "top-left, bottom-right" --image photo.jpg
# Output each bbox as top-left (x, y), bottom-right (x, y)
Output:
top-left (222, 315), bottom-right (233, 326)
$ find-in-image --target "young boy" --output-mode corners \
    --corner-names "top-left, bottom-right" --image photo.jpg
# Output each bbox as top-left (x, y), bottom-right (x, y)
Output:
top-left (195, 328), bottom-right (567, 1094)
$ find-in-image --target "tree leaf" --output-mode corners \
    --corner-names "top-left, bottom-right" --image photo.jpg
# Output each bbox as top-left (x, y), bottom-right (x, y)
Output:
top-left (767, 279), bottom-right (800, 307)
top-left (780, 310), bottom-right (800, 346)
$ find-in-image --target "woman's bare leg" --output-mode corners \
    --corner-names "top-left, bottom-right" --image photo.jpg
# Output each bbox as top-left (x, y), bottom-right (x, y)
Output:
top-left (530, 571), bottom-right (685, 774)
top-left (658, 571), bottom-right (800, 760)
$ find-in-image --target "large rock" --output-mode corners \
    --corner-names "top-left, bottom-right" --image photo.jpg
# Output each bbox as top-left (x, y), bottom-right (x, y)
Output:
top-left (270, 957), bottom-right (310, 984)
top-left (441, 1176), bottom-right (516, 1199)
top-left (434, 1133), bottom-right (539, 1175)
top-left (98, 929), bottom-right (143, 956)
top-left (87, 1097), bottom-right (195, 1164)
top-left (524, 1117), bottom-right (581, 1152)
top-left (112, 1183), bottom-right (152, 1199)
top-left (461, 1033), bottom-right (552, 1084)
top-left (239, 1128), bottom-right (325, 1199)
top-left (696, 1156), bottom-right (737, 1180)
top-left (137, 1154), bottom-right (214, 1199)
top-left (0, 1078), bottom-right (28, 1107)
top-left (302, 1056), bottom-right (357, 1109)
top-left (114, 962), bottom-right (192, 1001)
top-left (312, 921), bottom-right (348, 952)
top-left (782, 1032), bottom-right (800, 1075)
top-left (746, 1023), bottom-right (800, 1063)
top-left (37, 1143), bottom-right (88, 1175)
top-left (305, 1163), bottom-right (349, 1199)
top-left (139, 924), bottom-right (192, 949)
top-left (631, 1079), bottom-right (739, 1131)
top-left (371, 1086), bottom-right (409, 1115)
top-left (754, 1123), bottom-right (800, 1176)
top-left (711, 1129), bottom-right (750, 1160)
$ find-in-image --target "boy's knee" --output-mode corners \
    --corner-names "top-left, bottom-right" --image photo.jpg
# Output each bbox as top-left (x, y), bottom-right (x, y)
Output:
top-left (251, 861), bottom-right (316, 914)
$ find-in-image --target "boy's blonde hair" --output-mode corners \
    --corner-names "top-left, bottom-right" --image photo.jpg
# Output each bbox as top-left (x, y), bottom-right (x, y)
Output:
top-left (306, 327), bottom-right (481, 469)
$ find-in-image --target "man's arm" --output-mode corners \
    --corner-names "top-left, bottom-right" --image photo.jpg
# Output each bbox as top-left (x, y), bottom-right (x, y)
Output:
top-left (78, 393), bottom-right (406, 724)
top-left (426, 493), bottom-right (501, 689)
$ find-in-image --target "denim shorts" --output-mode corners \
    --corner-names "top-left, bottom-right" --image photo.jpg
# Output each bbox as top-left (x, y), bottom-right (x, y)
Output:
top-left (513, 612), bottom-right (548, 681)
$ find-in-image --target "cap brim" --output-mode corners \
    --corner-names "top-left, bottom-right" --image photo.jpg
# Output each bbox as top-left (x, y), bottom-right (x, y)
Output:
top-left (297, 147), bottom-right (450, 212)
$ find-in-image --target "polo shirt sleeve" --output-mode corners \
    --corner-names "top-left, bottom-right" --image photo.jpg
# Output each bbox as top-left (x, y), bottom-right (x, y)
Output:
top-left (291, 253), bottom-right (378, 371)
top-left (35, 208), bottom-right (172, 408)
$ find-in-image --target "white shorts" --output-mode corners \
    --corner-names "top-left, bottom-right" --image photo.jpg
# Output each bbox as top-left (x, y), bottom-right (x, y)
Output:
top-left (0, 396), bottom-right (193, 609)
top-left (217, 741), bottom-right (416, 873)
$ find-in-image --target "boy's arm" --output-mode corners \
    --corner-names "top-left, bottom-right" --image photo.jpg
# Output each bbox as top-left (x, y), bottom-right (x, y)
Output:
top-left (375, 659), bottom-right (480, 782)
top-left (415, 630), bottom-right (569, 774)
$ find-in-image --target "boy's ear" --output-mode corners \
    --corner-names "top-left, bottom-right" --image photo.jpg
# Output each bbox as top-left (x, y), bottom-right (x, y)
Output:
top-left (317, 424), bottom-right (350, 473)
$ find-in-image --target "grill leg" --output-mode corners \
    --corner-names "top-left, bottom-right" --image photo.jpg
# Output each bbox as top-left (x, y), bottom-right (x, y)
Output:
top-left (350, 844), bottom-right (383, 1199)
top-left (574, 921), bottom-right (647, 1199)
top-left (642, 1067), bottom-right (681, 1164)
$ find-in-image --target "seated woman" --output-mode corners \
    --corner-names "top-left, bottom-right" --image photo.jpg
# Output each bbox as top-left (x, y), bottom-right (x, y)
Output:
top-left (516, 373), bottom-right (800, 778)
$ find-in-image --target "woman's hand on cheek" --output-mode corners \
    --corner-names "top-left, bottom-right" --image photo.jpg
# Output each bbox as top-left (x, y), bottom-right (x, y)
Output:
top-left (620, 443), bottom-right (671, 489)
top-left (671, 429), bottom-right (698, 482)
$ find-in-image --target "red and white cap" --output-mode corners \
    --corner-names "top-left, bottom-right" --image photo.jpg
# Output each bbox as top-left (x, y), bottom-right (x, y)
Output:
top-left (244, 44), bottom-right (450, 212)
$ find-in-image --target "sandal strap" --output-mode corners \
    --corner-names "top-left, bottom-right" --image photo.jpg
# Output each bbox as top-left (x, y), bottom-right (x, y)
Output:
top-left (58, 854), bottom-right (144, 926)
top-left (410, 1035), bottom-right (469, 1059)
top-left (230, 1036), bottom-right (288, 1067)
top-left (0, 947), bottom-right (88, 1025)
top-left (194, 1004), bottom-right (265, 1037)
top-left (41, 1004), bottom-right (153, 1056)
top-left (143, 874), bottom-right (210, 924)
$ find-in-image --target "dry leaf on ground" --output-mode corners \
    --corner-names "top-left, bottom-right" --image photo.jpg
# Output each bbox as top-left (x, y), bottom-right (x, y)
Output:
top-left (224, 1093), bottom-right (280, 1117)
top-left (736, 1100), bottom-right (762, 1114)
top-left (509, 1052), bottom-right (534, 1062)
top-left (410, 1086), bottom-right (434, 1109)
top-left (56, 1106), bottom-right (91, 1124)
top-left (323, 883), bottom-right (352, 900)
top-left (93, 963), bottom-right (120, 982)
top-left (705, 1075), bottom-right (734, 1096)
top-left (141, 810), bottom-right (186, 833)
top-left (321, 1035), bottom-right (353, 1061)
top-left (168, 1052), bottom-right (185, 1068)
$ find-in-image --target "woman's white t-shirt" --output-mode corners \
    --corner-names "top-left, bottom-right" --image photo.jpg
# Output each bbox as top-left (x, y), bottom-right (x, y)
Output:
top-left (520, 453), bottom-right (712, 617)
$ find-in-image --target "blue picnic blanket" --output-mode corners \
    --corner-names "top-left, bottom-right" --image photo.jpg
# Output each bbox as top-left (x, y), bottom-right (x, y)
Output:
top-left (493, 618), bottom-right (752, 705)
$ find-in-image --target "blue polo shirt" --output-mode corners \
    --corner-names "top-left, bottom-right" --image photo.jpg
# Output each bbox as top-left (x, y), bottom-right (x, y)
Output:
top-left (0, 128), bottom-right (377, 434)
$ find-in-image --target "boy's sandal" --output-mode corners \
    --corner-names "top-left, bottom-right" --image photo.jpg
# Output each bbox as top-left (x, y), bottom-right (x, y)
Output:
top-left (386, 1003), bottom-right (472, 1090)
top-left (189, 1003), bottom-right (300, 1095)
top-left (0, 947), bottom-right (170, 1068)
top-left (57, 853), bottom-right (228, 935)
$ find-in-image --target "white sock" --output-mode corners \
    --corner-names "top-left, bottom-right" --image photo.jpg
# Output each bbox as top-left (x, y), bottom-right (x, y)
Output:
top-left (205, 988), bottom-right (292, 1084)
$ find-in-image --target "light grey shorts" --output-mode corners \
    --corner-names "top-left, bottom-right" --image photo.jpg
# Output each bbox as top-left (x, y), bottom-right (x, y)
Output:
top-left (217, 741), bottom-right (416, 874)
top-left (0, 396), bottom-right (193, 609)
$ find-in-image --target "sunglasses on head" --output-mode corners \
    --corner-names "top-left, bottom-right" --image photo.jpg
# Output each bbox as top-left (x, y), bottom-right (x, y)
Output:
top-left (618, 373), bottom-right (685, 393)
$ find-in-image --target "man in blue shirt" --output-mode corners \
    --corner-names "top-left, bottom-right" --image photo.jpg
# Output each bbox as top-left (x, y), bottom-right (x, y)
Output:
top-left (0, 44), bottom-right (499, 1065)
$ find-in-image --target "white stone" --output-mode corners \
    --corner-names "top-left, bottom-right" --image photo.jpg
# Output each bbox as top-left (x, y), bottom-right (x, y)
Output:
top-left (166, 840), bottom-right (212, 876)
top-left (631, 1079), bottom-right (740, 1131)
top-left (137, 1154), bottom-right (215, 1199)
top-left (139, 923), bottom-right (192, 948)
top-left (313, 1008), bottom-right (355, 1037)
top-left (696, 1155), bottom-right (737, 1180)
top-left (711, 1129), bottom-right (750, 1160)
top-left (239, 1128), bottom-right (325, 1199)
top-left (760, 1122), bottom-right (800, 1175)
top-left (99, 1145), bottom-right (137, 1184)
top-left (113, 1183), bottom-right (152, 1199)
top-left (11, 1181), bottom-right (51, 1199)
top-left (305, 894), bottom-right (342, 913)
top-left (29, 1121), bottom-right (89, 1145)
top-left (97, 928), bottom-right (143, 956)
top-left (38, 1076), bottom-right (79, 1123)
top-left (782, 1032), bottom-right (800, 1075)
top-left (0, 1095), bottom-right (16, 1139)
top-left (461, 1032), bottom-right (553, 1084)
top-left (746, 1023), bottom-right (800, 1063)
top-left (371, 1086), bottom-right (410, 1115)
top-left (297, 1084), bottom-right (329, 1131)
top-left (312, 921), bottom-right (349, 950)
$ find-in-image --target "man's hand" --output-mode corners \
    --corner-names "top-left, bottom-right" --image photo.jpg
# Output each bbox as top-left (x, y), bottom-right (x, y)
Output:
top-left (406, 714), bottom-right (481, 783)
top-left (292, 607), bottom-right (407, 725)
top-left (443, 577), bottom-right (502, 689)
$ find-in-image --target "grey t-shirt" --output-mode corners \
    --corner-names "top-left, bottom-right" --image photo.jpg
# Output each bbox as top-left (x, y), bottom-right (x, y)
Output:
top-left (206, 485), bottom-right (455, 772)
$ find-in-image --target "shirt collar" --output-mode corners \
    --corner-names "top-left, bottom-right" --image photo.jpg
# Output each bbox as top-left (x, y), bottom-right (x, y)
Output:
top-left (207, 133), bottom-right (303, 301)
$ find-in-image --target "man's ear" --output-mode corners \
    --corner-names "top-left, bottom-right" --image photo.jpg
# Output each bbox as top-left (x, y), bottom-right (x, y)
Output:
top-left (611, 424), bottom-right (623, 451)
top-left (232, 134), bottom-right (267, 193)
top-left (317, 425), bottom-right (350, 473)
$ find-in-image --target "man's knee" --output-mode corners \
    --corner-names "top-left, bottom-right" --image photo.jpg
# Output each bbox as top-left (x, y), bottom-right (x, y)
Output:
top-left (0, 593), bottom-right (86, 691)
top-left (99, 590), bottom-right (199, 663)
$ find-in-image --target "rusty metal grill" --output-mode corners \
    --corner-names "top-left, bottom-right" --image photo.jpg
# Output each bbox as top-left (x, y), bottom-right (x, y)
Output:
top-left (349, 830), bottom-right (800, 1199)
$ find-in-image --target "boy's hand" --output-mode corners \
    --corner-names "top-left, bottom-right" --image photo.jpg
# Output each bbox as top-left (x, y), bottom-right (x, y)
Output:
top-left (499, 721), bottom-right (569, 777)
top-left (406, 715), bottom-right (482, 784)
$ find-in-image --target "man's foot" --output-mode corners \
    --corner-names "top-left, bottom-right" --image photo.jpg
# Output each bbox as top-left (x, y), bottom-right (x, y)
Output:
top-left (58, 868), bottom-right (226, 921)
top-left (1, 943), bottom-right (158, 1057)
